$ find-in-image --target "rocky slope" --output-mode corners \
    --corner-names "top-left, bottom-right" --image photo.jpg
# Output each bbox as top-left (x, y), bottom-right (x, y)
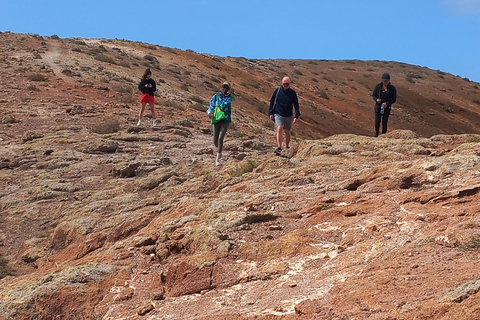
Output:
top-left (1, 32), bottom-right (480, 319)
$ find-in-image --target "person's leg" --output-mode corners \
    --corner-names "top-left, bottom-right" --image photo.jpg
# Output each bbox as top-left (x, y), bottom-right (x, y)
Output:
top-left (285, 130), bottom-right (291, 148)
top-left (213, 123), bottom-right (221, 148)
top-left (217, 122), bottom-right (230, 154)
top-left (276, 125), bottom-right (284, 149)
top-left (374, 111), bottom-right (381, 137)
top-left (138, 102), bottom-right (147, 125)
top-left (149, 103), bottom-right (157, 125)
top-left (282, 116), bottom-right (293, 148)
top-left (381, 108), bottom-right (391, 134)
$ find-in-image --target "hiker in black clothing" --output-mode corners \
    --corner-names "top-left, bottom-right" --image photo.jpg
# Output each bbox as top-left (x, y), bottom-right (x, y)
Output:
top-left (269, 76), bottom-right (300, 155)
top-left (372, 73), bottom-right (396, 137)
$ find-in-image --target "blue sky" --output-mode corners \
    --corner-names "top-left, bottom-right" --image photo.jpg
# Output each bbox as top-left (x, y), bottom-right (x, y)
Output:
top-left (1, 0), bottom-right (480, 83)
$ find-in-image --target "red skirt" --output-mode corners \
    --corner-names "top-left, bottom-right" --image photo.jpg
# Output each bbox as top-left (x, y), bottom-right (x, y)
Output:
top-left (140, 93), bottom-right (155, 103)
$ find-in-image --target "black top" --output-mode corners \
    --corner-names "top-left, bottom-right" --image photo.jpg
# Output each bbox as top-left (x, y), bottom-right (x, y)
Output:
top-left (138, 78), bottom-right (157, 96)
top-left (269, 87), bottom-right (301, 118)
top-left (372, 82), bottom-right (396, 108)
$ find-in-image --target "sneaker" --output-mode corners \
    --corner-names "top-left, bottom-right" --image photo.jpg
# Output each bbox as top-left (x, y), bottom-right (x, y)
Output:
top-left (137, 120), bottom-right (142, 127)
top-left (152, 119), bottom-right (157, 127)
top-left (274, 147), bottom-right (282, 155)
top-left (215, 159), bottom-right (221, 166)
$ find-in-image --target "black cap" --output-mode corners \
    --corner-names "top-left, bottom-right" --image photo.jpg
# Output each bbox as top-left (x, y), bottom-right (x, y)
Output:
top-left (382, 73), bottom-right (391, 81)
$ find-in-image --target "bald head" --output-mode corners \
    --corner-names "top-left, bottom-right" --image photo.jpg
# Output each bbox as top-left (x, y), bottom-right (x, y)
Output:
top-left (281, 77), bottom-right (291, 89)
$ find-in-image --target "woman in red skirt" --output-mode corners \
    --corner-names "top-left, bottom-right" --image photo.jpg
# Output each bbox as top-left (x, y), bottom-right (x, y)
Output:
top-left (137, 68), bottom-right (157, 126)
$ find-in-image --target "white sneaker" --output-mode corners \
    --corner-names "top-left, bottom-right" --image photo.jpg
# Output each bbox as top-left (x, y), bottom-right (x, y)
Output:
top-left (152, 119), bottom-right (157, 127)
top-left (215, 159), bottom-right (221, 166)
top-left (137, 120), bottom-right (142, 127)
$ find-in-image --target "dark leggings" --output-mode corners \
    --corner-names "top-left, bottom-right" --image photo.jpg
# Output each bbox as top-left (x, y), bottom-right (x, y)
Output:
top-left (213, 121), bottom-right (230, 153)
top-left (375, 107), bottom-right (391, 135)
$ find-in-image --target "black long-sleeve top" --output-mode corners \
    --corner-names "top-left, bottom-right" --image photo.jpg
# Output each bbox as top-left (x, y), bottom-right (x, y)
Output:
top-left (138, 78), bottom-right (156, 96)
top-left (269, 87), bottom-right (300, 118)
top-left (372, 82), bottom-right (396, 108)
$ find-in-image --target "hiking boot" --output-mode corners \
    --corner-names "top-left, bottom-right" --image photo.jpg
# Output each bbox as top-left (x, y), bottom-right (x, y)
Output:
top-left (274, 147), bottom-right (282, 155)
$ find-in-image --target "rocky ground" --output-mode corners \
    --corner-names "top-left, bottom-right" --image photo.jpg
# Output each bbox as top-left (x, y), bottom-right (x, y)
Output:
top-left (1, 32), bottom-right (480, 319)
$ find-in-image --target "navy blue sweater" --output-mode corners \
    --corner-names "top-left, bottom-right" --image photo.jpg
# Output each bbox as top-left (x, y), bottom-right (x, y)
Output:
top-left (269, 87), bottom-right (300, 118)
top-left (138, 78), bottom-right (157, 96)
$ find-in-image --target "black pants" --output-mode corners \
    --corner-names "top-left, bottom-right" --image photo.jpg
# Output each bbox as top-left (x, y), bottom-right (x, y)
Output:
top-left (374, 107), bottom-right (391, 136)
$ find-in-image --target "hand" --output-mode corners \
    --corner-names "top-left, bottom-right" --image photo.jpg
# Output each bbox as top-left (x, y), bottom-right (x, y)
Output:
top-left (376, 98), bottom-right (381, 103)
top-left (293, 118), bottom-right (298, 124)
top-left (269, 115), bottom-right (274, 122)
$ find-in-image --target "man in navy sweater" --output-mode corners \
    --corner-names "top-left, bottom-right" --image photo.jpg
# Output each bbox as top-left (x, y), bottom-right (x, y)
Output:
top-left (269, 76), bottom-right (301, 155)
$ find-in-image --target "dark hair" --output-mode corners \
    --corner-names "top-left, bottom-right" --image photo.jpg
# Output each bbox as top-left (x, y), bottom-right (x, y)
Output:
top-left (142, 68), bottom-right (152, 79)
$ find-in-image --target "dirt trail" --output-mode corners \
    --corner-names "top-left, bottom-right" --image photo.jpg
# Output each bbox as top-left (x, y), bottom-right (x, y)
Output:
top-left (42, 40), bottom-right (76, 84)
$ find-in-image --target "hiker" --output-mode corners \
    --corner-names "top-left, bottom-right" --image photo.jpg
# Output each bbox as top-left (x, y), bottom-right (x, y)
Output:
top-left (137, 68), bottom-right (157, 127)
top-left (206, 81), bottom-right (233, 166)
top-left (372, 73), bottom-right (396, 137)
top-left (268, 76), bottom-right (300, 155)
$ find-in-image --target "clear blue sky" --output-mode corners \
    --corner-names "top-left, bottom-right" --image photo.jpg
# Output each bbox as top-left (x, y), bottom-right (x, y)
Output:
top-left (1, 0), bottom-right (480, 83)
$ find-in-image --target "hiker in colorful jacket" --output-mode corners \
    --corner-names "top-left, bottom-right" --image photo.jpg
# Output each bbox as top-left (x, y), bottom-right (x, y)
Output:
top-left (206, 81), bottom-right (233, 166)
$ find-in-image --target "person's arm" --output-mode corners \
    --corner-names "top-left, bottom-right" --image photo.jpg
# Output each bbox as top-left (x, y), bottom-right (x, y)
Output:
top-left (206, 94), bottom-right (217, 115)
top-left (151, 80), bottom-right (157, 92)
top-left (293, 92), bottom-right (300, 119)
top-left (268, 89), bottom-right (278, 116)
top-left (389, 86), bottom-right (397, 105)
top-left (138, 79), bottom-right (145, 92)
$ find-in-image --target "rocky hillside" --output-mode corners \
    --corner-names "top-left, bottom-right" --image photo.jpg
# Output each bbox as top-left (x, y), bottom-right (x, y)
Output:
top-left (1, 32), bottom-right (480, 319)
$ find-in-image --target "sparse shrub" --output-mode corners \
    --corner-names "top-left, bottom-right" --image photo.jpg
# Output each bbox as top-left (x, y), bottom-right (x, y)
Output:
top-left (191, 96), bottom-right (205, 104)
top-left (50, 34), bottom-right (60, 39)
top-left (144, 55), bottom-right (158, 62)
top-left (466, 135), bottom-right (480, 142)
top-left (307, 61), bottom-right (318, 65)
top-left (210, 76), bottom-right (221, 83)
top-left (293, 69), bottom-right (303, 76)
top-left (181, 83), bottom-right (189, 92)
top-left (91, 120), bottom-right (120, 134)
top-left (0, 256), bottom-right (12, 279)
top-left (27, 85), bottom-right (40, 91)
top-left (255, 104), bottom-right (268, 114)
top-left (28, 73), bottom-right (48, 81)
top-left (118, 60), bottom-right (131, 68)
top-left (190, 103), bottom-right (207, 112)
top-left (61, 69), bottom-right (73, 76)
top-left (311, 78), bottom-right (318, 83)
top-left (94, 53), bottom-right (116, 64)
top-left (406, 76), bottom-right (416, 84)
top-left (71, 47), bottom-right (83, 53)
top-left (114, 86), bottom-right (132, 94)
top-left (118, 95), bottom-right (136, 104)
top-left (472, 100), bottom-right (480, 106)
top-left (317, 90), bottom-right (329, 99)
top-left (164, 100), bottom-right (184, 110)
top-left (461, 238), bottom-right (480, 250)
